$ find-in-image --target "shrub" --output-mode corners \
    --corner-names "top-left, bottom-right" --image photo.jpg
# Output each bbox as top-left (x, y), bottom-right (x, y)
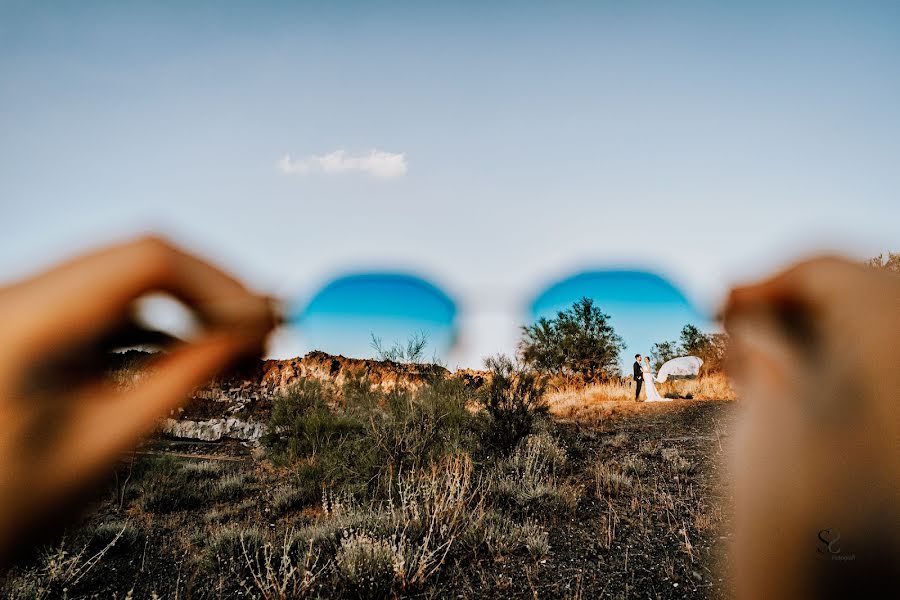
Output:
top-left (488, 433), bottom-right (577, 516)
top-left (370, 330), bottom-right (429, 364)
top-left (865, 252), bottom-right (900, 273)
top-left (604, 432), bottom-right (630, 448)
top-left (520, 297), bottom-right (624, 381)
top-left (5, 524), bottom-right (136, 598)
top-left (263, 380), bottom-right (364, 465)
top-left (479, 355), bottom-right (549, 454)
top-left (182, 460), bottom-right (225, 478)
top-left (463, 512), bottom-right (550, 560)
top-left (264, 375), bottom-right (481, 503)
top-left (620, 455), bottom-right (648, 477)
top-left (206, 525), bottom-right (265, 572)
top-left (590, 463), bottom-right (633, 497)
top-left (214, 473), bottom-right (248, 502)
top-left (364, 378), bottom-right (479, 491)
top-left (520, 520), bottom-right (550, 559)
top-left (506, 431), bottom-right (567, 480)
top-left (472, 511), bottom-right (524, 558)
top-left (271, 484), bottom-right (305, 516)
top-left (333, 531), bottom-right (398, 599)
top-left (241, 530), bottom-right (321, 600)
top-left (662, 447), bottom-right (695, 475)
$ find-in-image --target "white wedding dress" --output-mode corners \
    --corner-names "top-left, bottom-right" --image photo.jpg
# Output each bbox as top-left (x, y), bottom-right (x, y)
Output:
top-left (642, 365), bottom-right (670, 402)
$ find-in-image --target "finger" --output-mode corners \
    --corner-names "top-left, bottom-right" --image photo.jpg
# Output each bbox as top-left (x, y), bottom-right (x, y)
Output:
top-left (44, 331), bottom-right (256, 492)
top-left (98, 320), bottom-right (182, 350)
top-left (10, 235), bottom-right (274, 355)
top-left (724, 256), bottom-right (861, 324)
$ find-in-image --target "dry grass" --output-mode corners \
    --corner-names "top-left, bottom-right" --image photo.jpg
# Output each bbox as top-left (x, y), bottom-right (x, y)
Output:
top-left (546, 372), bottom-right (736, 422)
top-left (590, 463), bottom-right (634, 497)
top-left (2, 373), bottom-right (737, 599)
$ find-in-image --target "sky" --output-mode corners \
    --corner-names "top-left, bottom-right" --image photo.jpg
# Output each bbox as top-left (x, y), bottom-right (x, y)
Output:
top-left (1, 1), bottom-right (898, 369)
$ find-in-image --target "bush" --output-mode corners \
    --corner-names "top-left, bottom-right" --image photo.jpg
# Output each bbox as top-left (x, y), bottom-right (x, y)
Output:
top-left (865, 252), bottom-right (900, 273)
top-left (263, 380), bottom-right (364, 465)
top-left (488, 433), bottom-right (577, 516)
top-left (520, 297), bottom-right (624, 381)
top-left (478, 355), bottom-right (549, 454)
top-left (521, 520), bottom-right (551, 559)
top-left (620, 455), bottom-right (648, 477)
top-left (213, 473), bottom-right (248, 502)
top-left (651, 324), bottom-right (728, 373)
top-left (263, 376), bottom-right (481, 502)
top-left (206, 525), bottom-right (265, 569)
top-left (590, 462), bottom-right (633, 497)
top-left (241, 530), bottom-right (321, 599)
top-left (333, 531), bottom-right (398, 599)
top-left (662, 447), bottom-right (695, 475)
top-left (463, 512), bottom-right (550, 560)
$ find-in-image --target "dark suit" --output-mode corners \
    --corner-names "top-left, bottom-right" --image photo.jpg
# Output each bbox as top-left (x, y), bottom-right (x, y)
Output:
top-left (633, 361), bottom-right (643, 400)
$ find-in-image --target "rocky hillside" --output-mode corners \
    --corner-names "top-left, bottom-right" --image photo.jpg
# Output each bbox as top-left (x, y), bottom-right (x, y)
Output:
top-left (110, 350), bottom-right (487, 443)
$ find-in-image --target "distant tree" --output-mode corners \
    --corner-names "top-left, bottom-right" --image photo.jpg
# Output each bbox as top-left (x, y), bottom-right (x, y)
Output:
top-left (704, 333), bottom-right (729, 372)
top-left (679, 324), bottom-right (711, 356)
top-left (519, 297), bottom-right (624, 382)
top-left (650, 340), bottom-right (679, 372)
top-left (370, 331), bottom-right (429, 364)
top-left (865, 252), bottom-right (900, 274)
top-left (652, 324), bottom-right (728, 374)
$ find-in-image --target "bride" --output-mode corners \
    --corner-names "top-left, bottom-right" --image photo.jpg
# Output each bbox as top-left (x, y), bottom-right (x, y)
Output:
top-left (642, 357), bottom-right (670, 402)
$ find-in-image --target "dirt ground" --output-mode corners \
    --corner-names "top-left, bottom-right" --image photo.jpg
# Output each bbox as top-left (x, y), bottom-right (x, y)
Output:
top-left (3, 399), bottom-right (739, 599)
top-left (455, 399), bottom-right (739, 599)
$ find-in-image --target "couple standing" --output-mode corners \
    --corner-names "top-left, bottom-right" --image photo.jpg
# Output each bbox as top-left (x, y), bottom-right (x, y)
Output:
top-left (633, 354), bottom-right (671, 402)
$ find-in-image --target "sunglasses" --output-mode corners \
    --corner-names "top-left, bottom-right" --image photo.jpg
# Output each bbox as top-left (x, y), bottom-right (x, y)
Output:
top-left (281, 268), bottom-right (711, 365)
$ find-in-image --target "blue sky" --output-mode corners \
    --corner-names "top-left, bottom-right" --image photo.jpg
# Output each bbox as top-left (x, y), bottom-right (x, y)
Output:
top-left (1, 1), bottom-right (898, 368)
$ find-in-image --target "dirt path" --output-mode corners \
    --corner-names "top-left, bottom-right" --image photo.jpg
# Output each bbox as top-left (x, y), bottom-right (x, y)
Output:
top-left (456, 399), bottom-right (739, 599)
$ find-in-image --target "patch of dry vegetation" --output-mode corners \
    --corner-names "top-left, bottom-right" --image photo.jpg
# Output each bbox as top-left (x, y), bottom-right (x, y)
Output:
top-left (546, 372), bottom-right (736, 423)
top-left (2, 373), bottom-right (737, 599)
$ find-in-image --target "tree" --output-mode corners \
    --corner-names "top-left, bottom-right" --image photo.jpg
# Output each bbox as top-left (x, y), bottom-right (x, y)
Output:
top-left (520, 297), bottom-right (624, 381)
top-left (652, 324), bottom-right (728, 373)
top-left (650, 340), bottom-right (679, 372)
top-left (679, 324), bottom-right (711, 356)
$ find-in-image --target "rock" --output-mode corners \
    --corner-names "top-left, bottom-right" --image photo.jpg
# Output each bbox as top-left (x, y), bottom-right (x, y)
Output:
top-left (159, 417), bottom-right (267, 442)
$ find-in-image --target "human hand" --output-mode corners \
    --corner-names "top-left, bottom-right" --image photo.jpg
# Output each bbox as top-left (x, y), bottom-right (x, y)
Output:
top-left (0, 236), bottom-right (276, 562)
top-left (724, 256), bottom-right (900, 598)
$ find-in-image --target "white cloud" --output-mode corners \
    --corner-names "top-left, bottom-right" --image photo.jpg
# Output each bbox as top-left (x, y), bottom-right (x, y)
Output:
top-left (277, 149), bottom-right (408, 179)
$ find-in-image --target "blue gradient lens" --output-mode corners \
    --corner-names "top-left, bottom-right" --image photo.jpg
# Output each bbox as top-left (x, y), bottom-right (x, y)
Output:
top-left (289, 273), bottom-right (457, 360)
top-left (530, 270), bottom-right (708, 363)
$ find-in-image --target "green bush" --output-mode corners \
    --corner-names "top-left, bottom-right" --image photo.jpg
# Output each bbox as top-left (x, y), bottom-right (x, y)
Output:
top-left (520, 297), bottom-right (624, 381)
top-left (263, 379), bottom-right (364, 465)
top-left (478, 355), bottom-right (548, 454)
top-left (263, 376), bottom-right (481, 502)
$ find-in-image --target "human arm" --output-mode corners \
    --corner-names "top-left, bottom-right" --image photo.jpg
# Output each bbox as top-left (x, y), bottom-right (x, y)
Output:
top-left (0, 236), bottom-right (276, 562)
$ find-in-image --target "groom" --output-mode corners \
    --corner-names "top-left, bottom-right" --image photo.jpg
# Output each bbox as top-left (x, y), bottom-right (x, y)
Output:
top-left (633, 354), bottom-right (643, 401)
